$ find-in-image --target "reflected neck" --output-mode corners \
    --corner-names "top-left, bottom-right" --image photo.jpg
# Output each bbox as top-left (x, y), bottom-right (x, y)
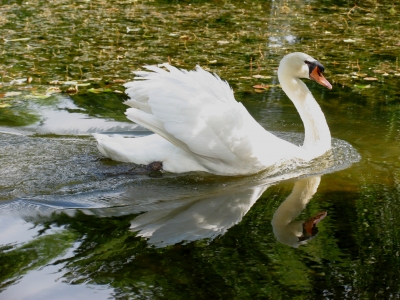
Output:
top-left (278, 73), bottom-right (331, 157)
top-left (271, 176), bottom-right (321, 247)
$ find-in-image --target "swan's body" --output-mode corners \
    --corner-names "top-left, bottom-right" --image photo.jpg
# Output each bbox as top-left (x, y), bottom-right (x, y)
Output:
top-left (94, 52), bottom-right (332, 176)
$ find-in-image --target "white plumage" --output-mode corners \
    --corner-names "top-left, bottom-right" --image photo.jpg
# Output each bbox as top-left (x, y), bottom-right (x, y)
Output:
top-left (94, 52), bottom-right (332, 176)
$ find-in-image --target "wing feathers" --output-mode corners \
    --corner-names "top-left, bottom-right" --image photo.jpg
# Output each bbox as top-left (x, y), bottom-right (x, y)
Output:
top-left (121, 64), bottom-right (282, 174)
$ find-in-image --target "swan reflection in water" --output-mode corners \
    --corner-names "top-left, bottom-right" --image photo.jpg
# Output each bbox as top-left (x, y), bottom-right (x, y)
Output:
top-left (271, 176), bottom-right (326, 248)
top-left (130, 175), bottom-right (326, 248)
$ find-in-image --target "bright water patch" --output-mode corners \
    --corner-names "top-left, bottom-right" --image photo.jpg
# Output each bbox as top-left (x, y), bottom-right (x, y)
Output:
top-left (0, 129), bottom-right (360, 235)
top-left (0, 95), bottom-right (150, 136)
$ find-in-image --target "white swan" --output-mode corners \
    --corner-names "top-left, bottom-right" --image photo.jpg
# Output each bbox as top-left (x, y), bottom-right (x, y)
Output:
top-left (93, 52), bottom-right (332, 176)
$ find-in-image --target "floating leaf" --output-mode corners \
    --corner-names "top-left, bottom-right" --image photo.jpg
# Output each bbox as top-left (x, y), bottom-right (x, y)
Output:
top-left (46, 87), bottom-right (62, 94)
top-left (88, 88), bottom-right (113, 93)
top-left (253, 84), bottom-right (269, 89)
top-left (354, 84), bottom-right (371, 89)
top-left (49, 80), bottom-right (63, 85)
top-left (217, 40), bottom-right (229, 45)
top-left (113, 79), bottom-right (126, 83)
top-left (0, 103), bottom-right (11, 108)
top-left (252, 75), bottom-right (272, 79)
top-left (3, 91), bottom-right (22, 97)
top-left (10, 78), bottom-right (27, 85)
top-left (127, 27), bottom-right (141, 33)
top-left (66, 86), bottom-right (78, 94)
top-left (280, 4), bottom-right (290, 13)
top-left (3, 37), bottom-right (30, 42)
top-left (364, 77), bottom-right (378, 81)
top-left (343, 39), bottom-right (356, 43)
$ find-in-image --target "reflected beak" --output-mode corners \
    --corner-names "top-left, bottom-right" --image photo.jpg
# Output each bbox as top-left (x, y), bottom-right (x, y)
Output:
top-left (303, 211), bottom-right (327, 236)
top-left (299, 211), bottom-right (327, 242)
top-left (310, 67), bottom-right (332, 90)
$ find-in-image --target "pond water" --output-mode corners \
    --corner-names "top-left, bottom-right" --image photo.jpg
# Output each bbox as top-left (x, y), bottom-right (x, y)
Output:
top-left (0, 0), bottom-right (399, 299)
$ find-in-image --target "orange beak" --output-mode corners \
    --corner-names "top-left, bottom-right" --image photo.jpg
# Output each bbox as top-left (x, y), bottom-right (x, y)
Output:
top-left (310, 67), bottom-right (332, 90)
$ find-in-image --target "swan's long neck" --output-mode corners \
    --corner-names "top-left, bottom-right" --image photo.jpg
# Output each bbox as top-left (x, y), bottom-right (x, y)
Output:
top-left (278, 71), bottom-right (331, 157)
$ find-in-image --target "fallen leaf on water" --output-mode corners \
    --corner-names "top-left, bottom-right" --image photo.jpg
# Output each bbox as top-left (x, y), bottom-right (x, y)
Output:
top-left (63, 81), bottom-right (78, 85)
top-left (239, 77), bottom-right (253, 80)
top-left (343, 39), bottom-right (356, 43)
top-left (253, 84), bottom-right (269, 89)
top-left (364, 77), bottom-right (378, 81)
top-left (217, 40), bottom-right (229, 45)
top-left (49, 80), bottom-right (78, 85)
top-left (127, 27), bottom-right (141, 33)
top-left (46, 87), bottom-right (62, 94)
top-left (49, 80), bottom-right (63, 85)
top-left (3, 91), bottom-right (22, 97)
top-left (0, 103), bottom-right (11, 108)
top-left (10, 78), bottom-right (27, 85)
top-left (3, 37), bottom-right (31, 43)
top-left (354, 84), bottom-right (371, 89)
top-left (280, 4), bottom-right (290, 13)
top-left (66, 86), bottom-right (78, 94)
top-left (88, 88), bottom-right (113, 93)
top-left (252, 75), bottom-right (272, 79)
top-left (113, 79), bottom-right (126, 83)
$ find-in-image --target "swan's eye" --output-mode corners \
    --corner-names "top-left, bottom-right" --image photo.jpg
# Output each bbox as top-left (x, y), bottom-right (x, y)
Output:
top-left (304, 60), bottom-right (311, 65)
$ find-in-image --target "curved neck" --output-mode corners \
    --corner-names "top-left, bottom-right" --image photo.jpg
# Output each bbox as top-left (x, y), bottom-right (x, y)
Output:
top-left (278, 72), bottom-right (331, 156)
top-left (271, 176), bottom-right (321, 247)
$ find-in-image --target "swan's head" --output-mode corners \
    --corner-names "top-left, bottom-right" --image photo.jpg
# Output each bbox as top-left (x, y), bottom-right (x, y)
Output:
top-left (279, 52), bottom-right (332, 90)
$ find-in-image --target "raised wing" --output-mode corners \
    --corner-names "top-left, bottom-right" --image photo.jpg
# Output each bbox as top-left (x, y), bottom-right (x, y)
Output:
top-left (124, 64), bottom-right (296, 175)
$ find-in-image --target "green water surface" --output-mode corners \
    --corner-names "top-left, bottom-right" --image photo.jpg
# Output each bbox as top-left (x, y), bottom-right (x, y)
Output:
top-left (0, 0), bottom-right (399, 299)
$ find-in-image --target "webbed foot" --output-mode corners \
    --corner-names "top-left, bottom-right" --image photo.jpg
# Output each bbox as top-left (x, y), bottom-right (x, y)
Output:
top-left (146, 161), bottom-right (163, 171)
